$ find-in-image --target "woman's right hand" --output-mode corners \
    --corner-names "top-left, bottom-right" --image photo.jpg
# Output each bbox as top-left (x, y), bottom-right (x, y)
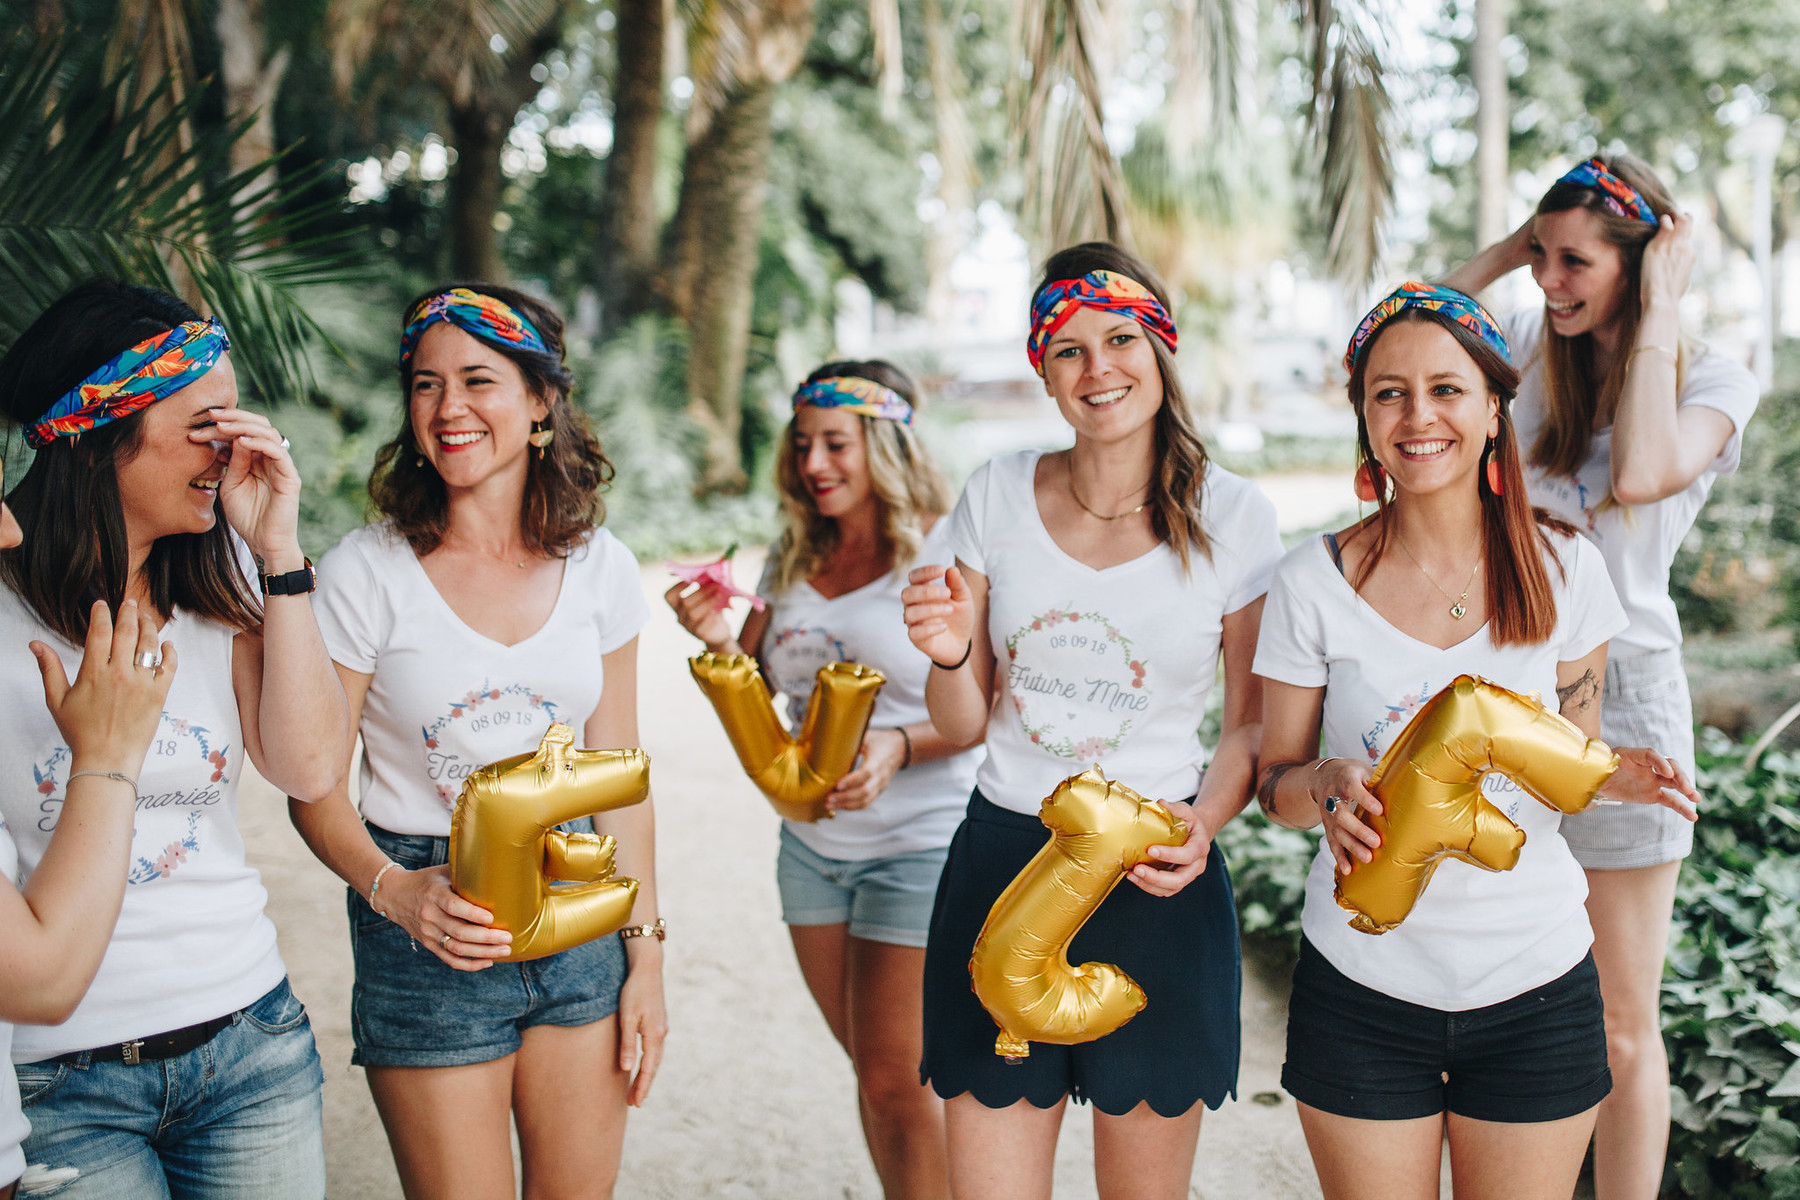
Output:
top-left (373, 864), bottom-right (512, 972)
top-left (1310, 757), bottom-right (1384, 876)
top-left (903, 564), bottom-right (973, 667)
top-left (32, 599), bottom-right (177, 779)
top-left (664, 580), bottom-right (735, 651)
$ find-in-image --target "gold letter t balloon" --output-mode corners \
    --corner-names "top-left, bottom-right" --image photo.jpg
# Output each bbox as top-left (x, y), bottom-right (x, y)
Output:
top-left (449, 724), bottom-right (649, 961)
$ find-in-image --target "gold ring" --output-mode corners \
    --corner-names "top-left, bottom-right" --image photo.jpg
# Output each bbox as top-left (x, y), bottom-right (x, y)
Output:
top-left (441, 933), bottom-right (452, 952)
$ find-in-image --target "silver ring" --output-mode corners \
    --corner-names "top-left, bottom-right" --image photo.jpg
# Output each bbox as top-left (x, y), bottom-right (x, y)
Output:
top-left (135, 651), bottom-right (160, 670)
top-left (278, 436), bottom-right (290, 449)
top-left (1323, 795), bottom-right (1340, 814)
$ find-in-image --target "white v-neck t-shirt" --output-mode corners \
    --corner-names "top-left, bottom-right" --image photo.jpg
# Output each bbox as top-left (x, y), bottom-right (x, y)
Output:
top-left (314, 522), bottom-right (651, 837)
top-left (1506, 310), bottom-right (1759, 655)
top-left (949, 450), bottom-right (1284, 814)
top-left (1253, 528), bottom-right (1628, 1010)
top-left (755, 520), bottom-right (981, 860)
top-left (0, 824), bottom-right (26, 1185)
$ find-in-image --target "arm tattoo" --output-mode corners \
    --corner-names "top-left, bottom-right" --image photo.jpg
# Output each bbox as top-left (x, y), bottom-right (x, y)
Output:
top-left (1556, 668), bottom-right (1600, 716)
top-left (1257, 762), bottom-right (1303, 820)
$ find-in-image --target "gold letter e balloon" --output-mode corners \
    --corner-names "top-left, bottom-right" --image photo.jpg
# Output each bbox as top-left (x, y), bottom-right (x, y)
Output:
top-left (449, 724), bottom-right (649, 962)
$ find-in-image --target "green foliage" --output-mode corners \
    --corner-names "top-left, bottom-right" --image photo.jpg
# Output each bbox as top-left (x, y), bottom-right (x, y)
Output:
top-left (1215, 812), bottom-right (1314, 951)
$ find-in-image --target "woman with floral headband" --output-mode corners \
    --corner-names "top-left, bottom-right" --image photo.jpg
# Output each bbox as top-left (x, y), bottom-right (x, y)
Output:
top-left (289, 284), bottom-right (662, 1198)
top-left (1253, 282), bottom-right (1698, 1200)
top-left (667, 359), bottom-right (980, 1199)
top-left (901, 243), bottom-right (1283, 1198)
top-left (1445, 153), bottom-right (1758, 1198)
top-left (0, 278), bottom-right (348, 1197)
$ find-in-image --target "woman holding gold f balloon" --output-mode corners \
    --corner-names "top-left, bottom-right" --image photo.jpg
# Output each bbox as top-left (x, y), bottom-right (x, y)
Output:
top-left (288, 285), bottom-right (663, 1200)
top-left (901, 243), bottom-right (1283, 1199)
top-left (668, 359), bottom-right (981, 1200)
top-left (1251, 283), bottom-right (1698, 1200)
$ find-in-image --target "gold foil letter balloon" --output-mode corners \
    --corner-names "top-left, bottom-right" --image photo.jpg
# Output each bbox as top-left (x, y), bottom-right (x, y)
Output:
top-left (687, 653), bottom-right (885, 823)
top-left (449, 724), bottom-right (649, 962)
top-left (969, 768), bottom-right (1188, 1059)
top-left (1337, 674), bottom-right (1620, 935)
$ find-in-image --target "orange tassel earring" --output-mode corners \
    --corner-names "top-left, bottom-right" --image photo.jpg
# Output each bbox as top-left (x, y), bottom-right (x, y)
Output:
top-left (1354, 461), bottom-right (1386, 503)
top-left (1483, 440), bottom-right (1502, 496)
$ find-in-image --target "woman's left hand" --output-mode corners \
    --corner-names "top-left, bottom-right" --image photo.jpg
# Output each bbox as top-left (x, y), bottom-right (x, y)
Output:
top-left (1640, 212), bottom-right (1696, 313)
top-left (195, 408), bottom-right (303, 567)
top-left (616, 946), bottom-right (668, 1107)
top-left (1128, 799), bottom-right (1212, 897)
top-left (826, 727), bottom-right (907, 812)
top-left (1600, 746), bottom-right (1698, 820)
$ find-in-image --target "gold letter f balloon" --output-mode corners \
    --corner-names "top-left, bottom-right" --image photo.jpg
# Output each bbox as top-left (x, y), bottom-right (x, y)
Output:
top-left (449, 724), bottom-right (649, 961)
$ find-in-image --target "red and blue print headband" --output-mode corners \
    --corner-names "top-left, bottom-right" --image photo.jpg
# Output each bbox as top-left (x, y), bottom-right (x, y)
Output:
top-left (26, 317), bottom-right (230, 448)
top-left (1344, 283), bottom-right (1510, 373)
top-left (1026, 270), bottom-right (1178, 376)
top-left (398, 287), bottom-right (550, 368)
top-left (1556, 158), bottom-right (1658, 226)
top-left (792, 376), bottom-right (914, 425)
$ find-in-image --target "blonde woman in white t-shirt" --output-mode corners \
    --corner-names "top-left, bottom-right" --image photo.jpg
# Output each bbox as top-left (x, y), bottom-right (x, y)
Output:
top-left (1444, 152), bottom-right (1758, 1199)
top-left (1252, 284), bottom-right (1698, 1200)
top-left (667, 359), bottom-right (980, 1199)
top-left (290, 285), bottom-right (663, 1199)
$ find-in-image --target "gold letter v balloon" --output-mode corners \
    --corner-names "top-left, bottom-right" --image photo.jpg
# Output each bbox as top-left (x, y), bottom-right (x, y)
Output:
top-left (969, 767), bottom-right (1188, 1059)
top-left (1337, 674), bottom-right (1619, 935)
top-left (687, 652), bottom-right (885, 823)
top-left (449, 723), bottom-right (649, 961)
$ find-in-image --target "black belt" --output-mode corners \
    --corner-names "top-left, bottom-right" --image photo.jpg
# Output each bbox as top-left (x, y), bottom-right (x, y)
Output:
top-left (59, 1013), bottom-right (235, 1066)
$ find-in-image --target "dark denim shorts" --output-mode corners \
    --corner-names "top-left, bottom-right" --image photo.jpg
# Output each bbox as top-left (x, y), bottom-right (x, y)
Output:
top-left (1282, 938), bottom-right (1612, 1122)
top-left (348, 821), bottom-right (628, 1069)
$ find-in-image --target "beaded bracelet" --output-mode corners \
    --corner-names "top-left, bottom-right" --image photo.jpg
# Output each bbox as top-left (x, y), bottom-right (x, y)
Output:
top-left (369, 861), bottom-right (400, 919)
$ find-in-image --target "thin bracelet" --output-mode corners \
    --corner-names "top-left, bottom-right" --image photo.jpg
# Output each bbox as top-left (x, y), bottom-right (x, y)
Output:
top-left (67, 769), bottom-right (138, 792)
top-left (895, 726), bottom-right (914, 770)
top-left (931, 640), bottom-right (973, 671)
top-left (620, 918), bottom-right (666, 941)
top-left (369, 861), bottom-right (400, 918)
top-left (1627, 344), bottom-right (1677, 370)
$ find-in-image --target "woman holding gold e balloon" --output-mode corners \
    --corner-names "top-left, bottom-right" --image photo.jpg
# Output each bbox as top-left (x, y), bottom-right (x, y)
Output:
top-left (668, 359), bottom-right (980, 1199)
top-left (1445, 153), bottom-right (1759, 1199)
top-left (288, 285), bottom-right (662, 1199)
top-left (901, 243), bottom-right (1283, 1199)
top-left (1251, 284), bottom-right (1699, 1200)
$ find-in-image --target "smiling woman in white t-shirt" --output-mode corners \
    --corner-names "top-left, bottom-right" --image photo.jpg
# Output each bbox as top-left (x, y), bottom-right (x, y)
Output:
top-left (290, 285), bottom-right (661, 1200)
top-left (903, 243), bottom-right (1284, 1200)
top-left (1252, 283), bottom-right (1698, 1200)
top-left (667, 359), bottom-right (980, 1198)
top-left (1445, 152), bottom-right (1759, 1199)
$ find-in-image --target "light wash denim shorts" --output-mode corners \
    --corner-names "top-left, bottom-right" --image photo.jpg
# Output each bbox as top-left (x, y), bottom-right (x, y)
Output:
top-left (1560, 647), bottom-right (1698, 870)
top-left (12, 978), bottom-right (326, 1200)
top-left (776, 826), bottom-right (949, 947)
top-left (348, 821), bottom-right (628, 1068)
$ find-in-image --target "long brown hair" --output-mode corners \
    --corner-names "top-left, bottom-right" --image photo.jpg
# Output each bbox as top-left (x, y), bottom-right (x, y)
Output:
top-left (769, 360), bottom-right (951, 595)
top-left (1034, 242), bottom-right (1212, 570)
top-left (0, 280), bottom-right (261, 643)
top-left (1530, 152), bottom-right (1686, 479)
top-left (369, 283), bottom-right (614, 557)
top-left (1347, 306), bottom-right (1576, 647)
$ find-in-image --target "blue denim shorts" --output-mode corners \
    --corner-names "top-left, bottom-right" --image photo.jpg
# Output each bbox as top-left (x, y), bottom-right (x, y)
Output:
top-left (775, 826), bottom-right (948, 947)
top-left (349, 822), bottom-right (629, 1069)
top-left (12, 978), bottom-right (325, 1199)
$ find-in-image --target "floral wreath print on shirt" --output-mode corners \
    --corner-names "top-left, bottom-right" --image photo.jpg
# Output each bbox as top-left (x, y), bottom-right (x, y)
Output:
top-left (1003, 606), bottom-right (1149, 760)
top-left (1360, 683), bottom-right (1434, 763)
top-left (421, 680), bottom-right (563, 808)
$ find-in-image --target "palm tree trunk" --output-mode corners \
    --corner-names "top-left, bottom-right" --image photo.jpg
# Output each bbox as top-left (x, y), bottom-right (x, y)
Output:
top-left (215, 0), bottom-right (290, 201)
top-left (447, 100), bottom-right (508, 281)
top-left (1473, 0), bottom-right (1508, 247)
top-left (595, 0), bottom-right (666, 330)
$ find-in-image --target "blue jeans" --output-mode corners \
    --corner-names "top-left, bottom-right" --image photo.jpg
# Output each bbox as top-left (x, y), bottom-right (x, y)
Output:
top-left (11, 980), bottom-right (325, 1199)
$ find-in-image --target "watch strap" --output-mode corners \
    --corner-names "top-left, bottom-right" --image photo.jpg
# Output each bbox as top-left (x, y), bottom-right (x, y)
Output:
top-left (261, 558), bottom-right (316, 596)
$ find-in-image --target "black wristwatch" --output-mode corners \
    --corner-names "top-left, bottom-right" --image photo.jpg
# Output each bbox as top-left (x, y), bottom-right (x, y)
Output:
top-left (260, 558), bottom-right (317, 597)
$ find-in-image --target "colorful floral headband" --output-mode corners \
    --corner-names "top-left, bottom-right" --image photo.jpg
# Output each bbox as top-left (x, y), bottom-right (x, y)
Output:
top-left (792, 376), bottom-right (914, 425)
top-left (1556, 158), bottom-right (1658, 226)
top-left (26, 318), bottom-right (230, 448)
top-left (398, 287), bottom-right (550, 368)
top-left (1026, 270), bottom-right (1178, 376)
top-left (1344, 282), bottom-right (1510, 373)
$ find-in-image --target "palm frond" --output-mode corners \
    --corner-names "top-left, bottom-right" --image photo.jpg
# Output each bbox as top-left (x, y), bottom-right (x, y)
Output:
top-left (1300, 0), bottom-right (1395, 285)
top-left (1166, 0), bottom-right (1252, 156)
top-left (328, 0), bottom-right (559, 105)
top-left (683, 0), bottom-right (816, 139)
top-left (1016, 0), bottom-right (1132, 251)
top-left (0, 34), bottom-right (372, 404)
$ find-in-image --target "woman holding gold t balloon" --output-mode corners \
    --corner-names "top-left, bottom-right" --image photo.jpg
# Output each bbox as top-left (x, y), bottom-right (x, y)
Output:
top-left (667, 359), bottom-right (981, 1199)
top-left (1251, 283), bottom-right (1699, 1200)
top-left (901, 243), bottom-right (1283, 1199)
top-left (288, 284), bottom-right (663, 1199)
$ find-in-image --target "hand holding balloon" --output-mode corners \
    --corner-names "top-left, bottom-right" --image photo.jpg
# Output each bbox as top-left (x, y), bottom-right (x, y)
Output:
top-left (371, 865), bottom-right (513, 972)
top-left (1127, 798), bottom-right (1219, 897)
top-left (826, 726), bottom-right (908, 812)
top-left (1599, 746), bottom-right (1698, 819)
top-left (1309, 757), bottom-right (1384, 876)
top-left (902, 563), bottom-right (973, 667)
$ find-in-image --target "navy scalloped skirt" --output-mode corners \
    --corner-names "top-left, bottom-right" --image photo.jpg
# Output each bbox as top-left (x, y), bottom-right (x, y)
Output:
top-left (920, 790), bottom-right (1241, 1116)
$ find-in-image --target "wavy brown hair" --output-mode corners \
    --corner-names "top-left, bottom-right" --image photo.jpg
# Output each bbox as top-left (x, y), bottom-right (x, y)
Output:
top-left (369, 283), bottom-right (614, 557)
top-left (1529, 152), bottom-right (1689, 481)
top-left (1034, 242), bottom-right (1212, 571)
top-left (1347, 304), bottom-right (1577, 647)
top-left (769, 360), bottom-right (951, 594)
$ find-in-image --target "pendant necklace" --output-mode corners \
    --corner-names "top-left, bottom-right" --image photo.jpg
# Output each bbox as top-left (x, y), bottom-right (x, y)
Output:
top-left (1067, 455), bottom-right (1150, 521)
top-left (1396, 536), bottom-right (1481, 620)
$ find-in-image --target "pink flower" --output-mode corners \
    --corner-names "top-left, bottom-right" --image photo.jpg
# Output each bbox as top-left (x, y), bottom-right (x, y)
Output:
top-left (165, 842), bottom-right (189, 866)
top-left (1072, 737), bottom-right (1108, 759)
top-left (425, 737), bottom-right (438, 749)
top-left (488, 690), bottom-right (500, 700)
top-left (38, 779), bottom-right (54, 795)
top-left (665, 544), bottom-right (767, 612)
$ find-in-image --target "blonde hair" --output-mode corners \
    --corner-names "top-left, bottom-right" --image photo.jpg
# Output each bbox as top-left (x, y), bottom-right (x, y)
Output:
top-left (768, 361), bottom-right (952, 595)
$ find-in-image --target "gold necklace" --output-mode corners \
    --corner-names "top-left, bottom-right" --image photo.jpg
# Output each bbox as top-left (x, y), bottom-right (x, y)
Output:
top-left (1395, 536), bottom-right (1481, 620)
top-left (1067, 456), bottom-right (1150, 522)
top-left (451, 537), bottom-right (530, 569)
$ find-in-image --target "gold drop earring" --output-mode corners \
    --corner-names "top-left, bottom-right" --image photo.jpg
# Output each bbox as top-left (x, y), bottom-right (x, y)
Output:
top-left (528, 419), bottom-right (555, 459)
